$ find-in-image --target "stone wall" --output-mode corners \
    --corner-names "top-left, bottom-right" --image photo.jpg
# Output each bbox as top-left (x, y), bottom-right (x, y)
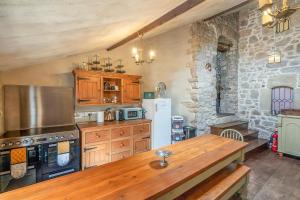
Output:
top-left (185, 13), bottom-right (240, 134)
top-left (238, 3), bottom-right (300, 139)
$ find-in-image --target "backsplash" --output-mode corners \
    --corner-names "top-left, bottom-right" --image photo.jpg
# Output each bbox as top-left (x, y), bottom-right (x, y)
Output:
top-left (75, 104), bottom-right (141, 123)
top-left (75, 112), bottom-right (98, 123)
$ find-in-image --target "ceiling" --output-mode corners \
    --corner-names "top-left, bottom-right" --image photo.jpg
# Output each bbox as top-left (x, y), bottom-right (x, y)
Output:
top-left (0, 0), bottom-right (247, 71)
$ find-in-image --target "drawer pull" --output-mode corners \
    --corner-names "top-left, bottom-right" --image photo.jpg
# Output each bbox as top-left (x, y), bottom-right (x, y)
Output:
top-left (78, 99), bottom-right (91, 102)
top-left (84, 147), bottom-right (97, 152)
top-left (142, 136), bottom-right (150, 139)
top-left (78, 77), bottom-right (91, 81)
top-left (120, 143), bottom-right (125, 147)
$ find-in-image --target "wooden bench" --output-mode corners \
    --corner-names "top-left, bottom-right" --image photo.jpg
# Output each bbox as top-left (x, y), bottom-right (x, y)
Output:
top-left (176, 164), bottom-right (250, 200)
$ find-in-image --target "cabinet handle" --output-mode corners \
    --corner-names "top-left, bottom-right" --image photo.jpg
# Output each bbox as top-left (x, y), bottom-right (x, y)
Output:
top-left (84, 147), bottom-right (97, 152)
top-left (132, 99), bottom-right (141, 101)
top-left (78, 77), bottom-right (90, 81)
top-left (142, 136), bottom-right (150, 139)
top-left (132, 81), bottom-right (140, 84)
top-left (78, 99), bottom-right (91, 102)
top-left (120, 143), bottom-right (125, 147)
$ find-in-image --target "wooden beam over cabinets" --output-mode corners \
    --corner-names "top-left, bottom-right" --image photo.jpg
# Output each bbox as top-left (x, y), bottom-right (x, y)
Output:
top-left (107, 0), bottom-right (206, 51)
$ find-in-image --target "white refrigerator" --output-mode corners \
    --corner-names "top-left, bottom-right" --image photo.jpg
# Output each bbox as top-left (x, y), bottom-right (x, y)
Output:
top-left (142, 98), bottom-right (171, 149)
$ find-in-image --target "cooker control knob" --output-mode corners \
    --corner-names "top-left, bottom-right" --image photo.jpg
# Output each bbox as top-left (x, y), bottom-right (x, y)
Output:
top-left (30, 139), bottom-right (34, 144)
top-left (70, 134), bottom-right (74, 138)
top-left (60, 136), bottom-right (64, 139)
top-left (0, 143), bottom-right (6, 148)
top-left (23, 140), bottom-right (28, 144)
top-left (15, 141), bottom-right (21, 145)
top-left (55, 136), bottom-right (59, 140)
top-left (8, 142), bottom-right (13, 146)
top-left (49, 137), bottom-right (53, 141)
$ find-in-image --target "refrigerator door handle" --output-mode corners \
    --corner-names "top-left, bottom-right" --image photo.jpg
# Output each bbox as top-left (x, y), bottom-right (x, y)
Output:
top-left (155, 104), bottom-right (158, 112)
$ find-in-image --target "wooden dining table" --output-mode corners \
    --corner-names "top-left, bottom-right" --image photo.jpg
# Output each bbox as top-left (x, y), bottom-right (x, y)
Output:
top-left (0, 134), bottom-right (248, 200)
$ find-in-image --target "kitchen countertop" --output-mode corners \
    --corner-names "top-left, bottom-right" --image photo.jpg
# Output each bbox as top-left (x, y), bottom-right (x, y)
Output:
top-left (76, 119), bottom-right (152, 131)
top-left (0, 134), bottom-right (247, 200)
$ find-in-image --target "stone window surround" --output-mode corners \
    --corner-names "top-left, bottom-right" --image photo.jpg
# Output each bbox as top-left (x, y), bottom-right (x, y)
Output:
top-left (260, 74), bottom-right (300, 114)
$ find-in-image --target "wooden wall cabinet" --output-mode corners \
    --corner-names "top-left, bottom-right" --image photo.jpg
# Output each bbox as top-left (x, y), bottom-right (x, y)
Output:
top-left (73, 70), bottom-right (142, 106)
top-left (80, 120), bottom-right (151, 170)
top-left (123, 78), bottom-right (141, 104)
top-left (76, 75), bottom-right (101, 105)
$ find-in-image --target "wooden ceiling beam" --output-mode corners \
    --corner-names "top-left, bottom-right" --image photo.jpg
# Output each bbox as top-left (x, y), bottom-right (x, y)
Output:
top-left (107, 0), bottom-right (206, 51)
top-left (204, 0), bottom-right (254, 21)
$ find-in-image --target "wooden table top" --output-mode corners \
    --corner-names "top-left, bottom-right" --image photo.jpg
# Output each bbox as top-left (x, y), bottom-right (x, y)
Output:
top-left (77, 119), bottom-right (152, 131)
top-left (0, 134), bottom-right (248, 200)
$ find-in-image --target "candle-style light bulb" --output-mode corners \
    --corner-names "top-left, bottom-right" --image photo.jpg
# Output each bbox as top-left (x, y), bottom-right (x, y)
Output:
top-left (262, 10), bottom-right (273, 26)
top-left (132, 47), bottom-right (138, 56)
top-left (135, 54), bottom-right (139, 62)
top-left (149, 50), bottom-right (155, 60)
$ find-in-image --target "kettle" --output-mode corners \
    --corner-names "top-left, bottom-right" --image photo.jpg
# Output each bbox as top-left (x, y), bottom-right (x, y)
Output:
top-left (104, 108), bottom-right (115, 121)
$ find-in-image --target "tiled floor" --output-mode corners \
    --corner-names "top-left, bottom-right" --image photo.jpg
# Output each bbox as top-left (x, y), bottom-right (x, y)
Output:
top-left (244, 150), bottom-right (300, 200)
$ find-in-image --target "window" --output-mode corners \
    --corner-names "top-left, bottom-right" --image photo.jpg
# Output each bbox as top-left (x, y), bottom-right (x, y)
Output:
top-left (271, 86), bottom-right (294, 115)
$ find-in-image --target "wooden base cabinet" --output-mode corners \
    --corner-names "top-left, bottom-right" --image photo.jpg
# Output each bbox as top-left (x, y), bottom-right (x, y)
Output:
top-left (278, 114), bottom-right (300, 157)
top-left (80, 120), bottom-right (151, 170)
top-left (134, 137), bottom-right (150, 154)
top-left (84, 143), bottom-right (110, 169)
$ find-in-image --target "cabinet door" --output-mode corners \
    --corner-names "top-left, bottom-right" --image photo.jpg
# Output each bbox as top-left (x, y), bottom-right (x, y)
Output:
top-left (84, 143), bottom-right (110, 169)
top-left (282, 117), bottom-right (300, 157)
top-left (123, 79), bottom-right (141, 103)
top-left (77, 76), bottom-right (101, 105)
top-left (133, 137), bottom-right (150, 154)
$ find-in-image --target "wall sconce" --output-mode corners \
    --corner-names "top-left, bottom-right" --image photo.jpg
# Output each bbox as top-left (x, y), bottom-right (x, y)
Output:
top-left (268, 52), bottom-right (281, 64)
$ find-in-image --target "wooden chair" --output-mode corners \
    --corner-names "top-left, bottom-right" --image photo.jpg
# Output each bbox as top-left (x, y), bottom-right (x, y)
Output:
top-left (220, 129), bottom-right (244, 142)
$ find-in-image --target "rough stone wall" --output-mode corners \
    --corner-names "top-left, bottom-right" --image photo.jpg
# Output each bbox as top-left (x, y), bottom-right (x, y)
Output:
top-left (184, 13), bottom-right (239, 134)
top-left (238, 3), bottom-right (300, 139)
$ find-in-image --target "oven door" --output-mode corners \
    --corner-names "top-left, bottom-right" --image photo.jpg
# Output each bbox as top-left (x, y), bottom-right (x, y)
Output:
top-left (0, 147), bottom-right (38, 193)
top-left (37, 139), bottom-right (80, 181)
top-left (0, 166), bottom-right (36, 193)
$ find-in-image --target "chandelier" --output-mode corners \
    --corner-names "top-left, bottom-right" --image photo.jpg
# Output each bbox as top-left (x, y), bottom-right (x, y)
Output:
top-left (131, 34), bottom-right (155, 65)
top-left (259, 0), bottom-right (299, 32)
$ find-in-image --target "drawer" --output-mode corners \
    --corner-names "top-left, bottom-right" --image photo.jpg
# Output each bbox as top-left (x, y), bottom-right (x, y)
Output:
top-left (111, 127), bottom-right (131, 140)
top-left (133, 123), bottom-right (150, 135)
top-left (111, 150), bottom-right (131, 162)
top-left (85, 130), bottom-right (110, 144)
top-left (111, 139), bottom-right (131, 154)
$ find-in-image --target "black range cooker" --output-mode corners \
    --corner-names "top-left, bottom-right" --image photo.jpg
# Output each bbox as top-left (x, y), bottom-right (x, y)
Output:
top-left (0, 125), bottom-right (80, 193)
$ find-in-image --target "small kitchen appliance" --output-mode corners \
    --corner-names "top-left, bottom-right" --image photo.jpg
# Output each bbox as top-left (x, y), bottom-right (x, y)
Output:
top-left (104, 108), bottom-right (115, 121)
top-left (120, 107), bottom-right (143, 120)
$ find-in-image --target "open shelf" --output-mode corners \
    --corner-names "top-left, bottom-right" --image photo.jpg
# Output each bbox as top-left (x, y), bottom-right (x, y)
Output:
top-left (102, 77), bottom-right (122, 104)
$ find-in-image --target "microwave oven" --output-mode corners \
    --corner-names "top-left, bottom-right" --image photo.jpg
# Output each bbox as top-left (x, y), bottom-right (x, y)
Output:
top-left (120, 108), bottom-right (143, 120)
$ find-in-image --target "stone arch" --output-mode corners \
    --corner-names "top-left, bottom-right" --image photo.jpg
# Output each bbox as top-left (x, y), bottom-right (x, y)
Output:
top-left (215, 35), bottom-right (238, 115)
top-left (184, 13), bottom-right (240, 134)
